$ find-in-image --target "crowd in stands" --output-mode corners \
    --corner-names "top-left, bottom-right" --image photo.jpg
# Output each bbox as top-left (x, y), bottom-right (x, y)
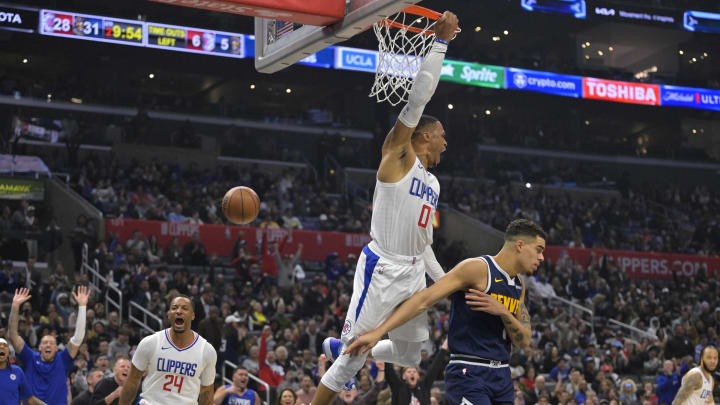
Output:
top-left (443, 180), bottom-right (720, 257)
top-left (0, 149), bottom-right (718, 405)
top-left (1, 207), bottom-right (719, 405)
top-left (14, 132), bottom-right (710, 258)
top-left (0, 199), bottom-right (62, 263)
top-left (65, 154), bottom-right (371, 235)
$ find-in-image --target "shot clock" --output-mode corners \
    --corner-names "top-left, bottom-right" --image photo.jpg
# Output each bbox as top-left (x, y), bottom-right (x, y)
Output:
top-left (40, 10), bottom-right (145, 46)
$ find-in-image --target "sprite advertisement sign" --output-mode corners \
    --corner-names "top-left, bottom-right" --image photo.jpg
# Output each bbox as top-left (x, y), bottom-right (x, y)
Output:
top-left (0, 177), bottom-right (45, 201)
top-left (440, 60), bottom-right (505, 89)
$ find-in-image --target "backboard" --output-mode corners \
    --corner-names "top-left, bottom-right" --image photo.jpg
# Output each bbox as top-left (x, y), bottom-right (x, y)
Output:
top-left (255, 0), bottom-right (422, 73)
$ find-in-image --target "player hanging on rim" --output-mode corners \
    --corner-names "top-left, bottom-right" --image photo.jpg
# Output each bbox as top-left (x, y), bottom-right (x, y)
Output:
top-left (119, 295), bottom-right (217, 405)
top-left (345, 219), bottom-right (546, 405)
top-left (671, 345), bottom-right (717, 405)
top-left (310, 10), bottom-right (459, 405)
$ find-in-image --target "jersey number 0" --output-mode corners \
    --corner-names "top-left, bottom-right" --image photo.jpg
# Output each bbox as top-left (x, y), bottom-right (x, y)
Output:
top-left (418, 205), bottom-right (432, 228)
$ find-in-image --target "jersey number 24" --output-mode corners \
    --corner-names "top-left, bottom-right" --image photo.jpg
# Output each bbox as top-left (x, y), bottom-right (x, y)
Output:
top-left (418, 205), bottom-right (432, 229)
top-left (163, 374), bottom-right (184, 393)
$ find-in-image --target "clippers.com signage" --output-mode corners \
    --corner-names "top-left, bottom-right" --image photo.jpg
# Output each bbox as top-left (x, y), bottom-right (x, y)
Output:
top-left (106, 219), bottom-right (369, 261)
top-left (544, 246), bottom-right (720, 280)
top-left (583, 78), bottom-right (660, 106)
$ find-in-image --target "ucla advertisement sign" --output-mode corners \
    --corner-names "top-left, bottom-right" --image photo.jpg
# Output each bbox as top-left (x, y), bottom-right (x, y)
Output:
top-left (439, 60), bottom-right (504, 89)
top-left (334, 46), bottom-right (378, 73)
top-left (506, 68), bottom-right (583, 98)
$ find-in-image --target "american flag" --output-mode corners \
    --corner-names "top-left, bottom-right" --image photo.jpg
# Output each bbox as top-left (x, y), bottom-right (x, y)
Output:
top-left (275, 20), bottom-right (296, 37)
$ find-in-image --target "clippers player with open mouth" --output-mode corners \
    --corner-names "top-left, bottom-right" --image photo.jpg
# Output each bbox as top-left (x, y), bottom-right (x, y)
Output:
top-left (120, 295), bottom-right (217, 405)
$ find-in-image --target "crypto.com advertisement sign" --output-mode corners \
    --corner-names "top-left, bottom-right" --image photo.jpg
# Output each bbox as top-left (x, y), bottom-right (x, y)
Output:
top-left (544, 246), bottom-right (720, 280)
top-left (506, 68), bottom-right (583, 98)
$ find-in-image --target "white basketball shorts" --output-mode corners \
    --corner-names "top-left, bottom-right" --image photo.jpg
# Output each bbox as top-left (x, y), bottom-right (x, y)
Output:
top-left (341, 241), bottom-right (429, 343)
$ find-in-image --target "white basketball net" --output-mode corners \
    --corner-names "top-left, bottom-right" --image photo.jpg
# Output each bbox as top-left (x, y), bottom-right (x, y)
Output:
top-left (370, 11), bottom-right (438, 106)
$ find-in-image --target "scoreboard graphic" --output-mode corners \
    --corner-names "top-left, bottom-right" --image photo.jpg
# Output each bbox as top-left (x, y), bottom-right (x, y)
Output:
top-left (40, 9), bottom-right (145, 46)
top-left (146, 23), bottom-right (245, 58)
top-left (39, 9), bottom-right (245, 58)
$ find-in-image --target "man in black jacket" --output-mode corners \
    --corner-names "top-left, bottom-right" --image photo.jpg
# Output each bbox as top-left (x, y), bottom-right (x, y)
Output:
top-left (91, 357), bottom-right (130, 405)
top-left (385, 339), bottom-right (449, 405)
top-left (298, 318), bottom-right (326, 355)
top-left (71, 369), bottom-right (105, 405)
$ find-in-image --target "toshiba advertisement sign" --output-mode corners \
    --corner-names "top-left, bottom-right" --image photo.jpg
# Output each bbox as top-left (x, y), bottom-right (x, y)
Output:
top-left (583, 77), bottom-right (660, 106)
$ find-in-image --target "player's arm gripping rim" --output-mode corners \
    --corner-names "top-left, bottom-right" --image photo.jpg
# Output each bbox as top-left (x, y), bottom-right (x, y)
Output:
top-left (118, 364), bottom-right (143, 405)
top-left (376, 12), bottom-right (457, 184)
top-left (671, 371), bottom-right (702, 405)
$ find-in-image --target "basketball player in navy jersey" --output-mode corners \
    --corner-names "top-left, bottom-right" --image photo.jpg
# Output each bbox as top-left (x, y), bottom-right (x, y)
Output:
top-left (345, 219), bottom-right (545, 405)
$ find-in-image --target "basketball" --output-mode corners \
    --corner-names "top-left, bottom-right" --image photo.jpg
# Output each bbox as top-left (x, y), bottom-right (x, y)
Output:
top-left (222, 186), bottom-right (260, 225)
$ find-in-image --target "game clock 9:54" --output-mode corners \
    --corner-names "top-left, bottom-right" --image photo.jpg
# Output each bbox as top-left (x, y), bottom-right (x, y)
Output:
top-left (104, 22), bottom-right (143, 42)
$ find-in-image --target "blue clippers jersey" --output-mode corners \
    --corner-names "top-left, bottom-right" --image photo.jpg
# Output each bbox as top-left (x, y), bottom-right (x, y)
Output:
top-left (221, 385), bottom-right (256, 405)
top-left (448, 255), bottom-right (523, 362)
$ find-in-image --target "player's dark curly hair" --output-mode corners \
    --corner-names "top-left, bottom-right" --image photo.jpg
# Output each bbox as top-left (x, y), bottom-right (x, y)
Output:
top-left (504, 219), bottom-right (547, 242)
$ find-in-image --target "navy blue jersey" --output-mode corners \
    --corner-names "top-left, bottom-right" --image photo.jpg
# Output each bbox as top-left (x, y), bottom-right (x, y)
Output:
top-left (448, 255), bottom-right (524, 362)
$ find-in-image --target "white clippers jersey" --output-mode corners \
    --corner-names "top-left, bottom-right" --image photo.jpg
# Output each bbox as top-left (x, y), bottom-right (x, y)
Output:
top-left (132, 329), bottom-right (217, 405)
top-left (370, 156), bottom-right (439, 256)
top-left (684, 368), bottom-right (714, 405)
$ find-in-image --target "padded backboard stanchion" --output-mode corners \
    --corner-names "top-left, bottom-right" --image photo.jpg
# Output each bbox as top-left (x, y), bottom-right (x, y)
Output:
top-left (254, 0), bottom-right (422, 74)
top-left (150, 0), bottom-right (345, 25)
top-left (148, 0), bottom-right (346, 26)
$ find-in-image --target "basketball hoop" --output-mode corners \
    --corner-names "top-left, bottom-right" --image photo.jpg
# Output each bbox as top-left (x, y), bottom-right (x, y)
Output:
top-left (370, 6), bottom-right (459, 106)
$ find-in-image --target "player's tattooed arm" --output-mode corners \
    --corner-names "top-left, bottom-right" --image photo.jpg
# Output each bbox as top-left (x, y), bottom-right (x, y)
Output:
top-left (672, 371), bottom-right (702, 405)
top-left (199, 385), bottom-right (215, 405)
top-left (501, 302), bottom-right (531, 349)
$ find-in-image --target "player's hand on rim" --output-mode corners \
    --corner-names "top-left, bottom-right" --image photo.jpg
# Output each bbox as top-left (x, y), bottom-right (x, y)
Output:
top-left (465, 289), bottom-right (509, 316)
top-left (434, 11), bottom-right (459, 43)
top-left (343, 332), bottom-right (382, 357)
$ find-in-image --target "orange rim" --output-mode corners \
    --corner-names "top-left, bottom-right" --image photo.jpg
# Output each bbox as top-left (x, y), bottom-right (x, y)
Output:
top-left (380, 19), bottom-right (436, 35)
top-left (402, 5), bottom-right (443, 20)
top-left (378, 6), bottom-right (457, 35)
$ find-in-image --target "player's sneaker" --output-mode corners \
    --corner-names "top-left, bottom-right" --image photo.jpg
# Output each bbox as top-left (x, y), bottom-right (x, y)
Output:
top-left (322, 337), bottom-right (343, 362)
